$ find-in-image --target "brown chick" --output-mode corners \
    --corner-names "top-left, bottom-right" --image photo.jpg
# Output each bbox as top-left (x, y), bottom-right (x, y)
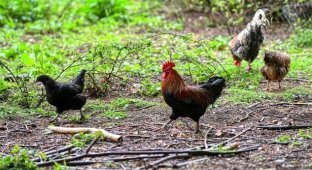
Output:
top-left (260, 51), bottom-right (291, 91)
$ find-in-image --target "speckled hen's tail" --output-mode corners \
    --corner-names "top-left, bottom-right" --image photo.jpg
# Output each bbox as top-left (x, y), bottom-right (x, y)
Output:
top-left (201, 77), bottom-right (225, 103)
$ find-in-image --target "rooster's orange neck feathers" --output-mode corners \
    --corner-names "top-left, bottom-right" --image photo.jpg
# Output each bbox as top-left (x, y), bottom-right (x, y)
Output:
top-left (162, 69), bottom-right (186, 94)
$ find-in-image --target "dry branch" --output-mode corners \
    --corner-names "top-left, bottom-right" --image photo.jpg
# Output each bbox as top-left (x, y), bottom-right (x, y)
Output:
top-left (204, 127), bottom-right (213, 150)
top-left (48, 126), bottom-right (122, 142)
top-left (36, 145), bottom-right (259, 167)
top-left (270, 102), bottom-right (312, 106)
top-left (257, 125), bottom-right (312, 130)
top-left (208, 126), bottom-right (253, 150)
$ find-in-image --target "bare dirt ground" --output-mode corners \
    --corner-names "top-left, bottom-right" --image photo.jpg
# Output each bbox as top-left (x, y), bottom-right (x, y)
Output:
top-left (0, 79), bottom-right (311, 169)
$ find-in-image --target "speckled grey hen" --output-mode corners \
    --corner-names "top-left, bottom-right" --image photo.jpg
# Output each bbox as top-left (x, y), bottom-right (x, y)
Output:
top-left (229, 9), bottom-right (270, 71)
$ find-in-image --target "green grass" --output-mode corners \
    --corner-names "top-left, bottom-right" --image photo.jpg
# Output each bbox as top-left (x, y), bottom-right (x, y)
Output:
top-left (0, 0), bottom-right (311, 120)
top-left (84, 98), bottom-right (156, 119)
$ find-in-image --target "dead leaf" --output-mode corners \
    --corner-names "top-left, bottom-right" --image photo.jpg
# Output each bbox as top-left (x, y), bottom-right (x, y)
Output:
top-left (215, 129), bottom-right (223, 137)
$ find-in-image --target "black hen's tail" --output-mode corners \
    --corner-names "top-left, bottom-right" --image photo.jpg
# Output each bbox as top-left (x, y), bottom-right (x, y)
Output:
top-left (201, 76), bottom-right (225, 103)
top-left (71, 69), bottom-right (87, 92)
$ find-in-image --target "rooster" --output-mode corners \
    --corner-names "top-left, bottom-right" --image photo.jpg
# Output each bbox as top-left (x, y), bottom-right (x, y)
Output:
top-left (229, 9), bottom-right (270, 71)
top-left (260, 51), bottom-right (291, 91)
top-left (158, 61), bottom-right (225, 133)
top-left (36, 69), bottom-right (87, 122)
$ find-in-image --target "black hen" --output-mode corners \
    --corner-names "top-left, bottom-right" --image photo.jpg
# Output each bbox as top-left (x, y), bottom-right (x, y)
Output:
top-left (37, 69), bottom-right (87, 122)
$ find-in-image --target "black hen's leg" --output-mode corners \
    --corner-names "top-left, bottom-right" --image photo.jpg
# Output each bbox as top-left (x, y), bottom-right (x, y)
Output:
top-left (50, 113), bottom-right (60, 123)
top-left (79, 109), bottom-right (84, 120)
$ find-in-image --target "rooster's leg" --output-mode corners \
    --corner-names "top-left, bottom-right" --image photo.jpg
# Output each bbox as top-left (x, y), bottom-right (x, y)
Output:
top-left (154, 120), bottom-right (173, 132)
top-left (278, 81), bottom-right (282, 90)
top-left (195, 121), bottom-right (200, 134)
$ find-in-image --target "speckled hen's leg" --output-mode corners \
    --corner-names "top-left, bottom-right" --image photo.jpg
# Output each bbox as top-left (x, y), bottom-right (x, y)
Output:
top-left (245, 60), bottom-right (252, 71)
top-left (278, 81), bottom-right (282, 90)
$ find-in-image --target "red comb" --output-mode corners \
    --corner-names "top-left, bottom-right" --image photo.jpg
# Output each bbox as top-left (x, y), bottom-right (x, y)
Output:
top-left (162, 61), bottom-right (175, 71)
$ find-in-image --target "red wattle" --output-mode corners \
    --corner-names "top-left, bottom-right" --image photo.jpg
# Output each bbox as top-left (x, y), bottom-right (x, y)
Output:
top-left (234, 61), bottom-right (241, 67)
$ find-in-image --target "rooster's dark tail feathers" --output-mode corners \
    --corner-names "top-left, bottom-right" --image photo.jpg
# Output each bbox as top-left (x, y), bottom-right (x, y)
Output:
top-left (201, 76), bottom-right (225, 103)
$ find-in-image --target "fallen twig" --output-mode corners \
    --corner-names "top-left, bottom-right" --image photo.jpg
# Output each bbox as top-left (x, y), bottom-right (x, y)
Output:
top-left (284, 78), bottom-right (312, 82)
top-left (147, 154), bottom-right (190, 169)
top-left (48, 126), bottom-right (122, 142)
top-left (257, 125), bottom-right (312, 130)
top-left (270, 102), bottom-right (312, 106)
top-left (209, 126), bottom-right (253, 150)
top-left (204, 127), bottom-right (213, 150)
top-left (247, 102), bottom-right (261, 109)
top-left (239, 110), bottom-right (254, 122)
top-left (85, 136), bottom-right (100, 154)
top-left (36, 145), bottom-right (259, 167)
top-left (32, 145), bottom-right (75, 162)
top-left (132, 104), bottom-right (156, 111)
top-left (175, 157), bottom-right (210, 167)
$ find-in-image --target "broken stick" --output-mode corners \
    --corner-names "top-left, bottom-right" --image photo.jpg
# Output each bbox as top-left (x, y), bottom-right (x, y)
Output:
top-left (48, 126), bottom-right (122, 142)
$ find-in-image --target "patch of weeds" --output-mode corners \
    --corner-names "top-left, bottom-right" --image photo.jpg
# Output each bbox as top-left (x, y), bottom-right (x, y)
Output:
top-left (104, 161), bottom-right (119, 168)
top-left (0, 145), bottom-right (37, 170)
top-left (68, 114), bottom-right (89, 123)
top-left (226, 88), bottom-right (271, 103)
top-left (104, 110), bottom-right (128, 119)
top-left (208, 36), bottom-right (230, 51)
top-left (53, 162), bottom-right (69, 170)
top-left (98, 97), bottom-right (155, 119)
top-left (33, 107), bottom-right (56, 117)
top-left (288, 29), bottom-right (312, 48)
top-left (140, 79), bottom-right (161, 96)
top-left (292, 141), bottom-right (304, 147)
top-left (71, 133), bottom-right (96, 148)
top-left (0, 104), bottom-right (29, 119)
top-left (298, 129), bottom-right (312, 139)
top-left (275, 134), bottom-right (291, 143)
top-left (111, 98), bottom-right (155, 110)
top-left (210, 144), bottom-right (237, 152)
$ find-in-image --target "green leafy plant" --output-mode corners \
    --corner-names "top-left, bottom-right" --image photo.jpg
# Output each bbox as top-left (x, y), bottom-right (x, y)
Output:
top-left (0, 145), bottom-right (37, 170)
top-left (275, 134), bottom-right (291, 143)
top-left (71, 133), bottom-right (96, 148)
top-left (292, 141), bottom-right (304, 147)
top-left (298, 129), bottom-right (312, 139)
